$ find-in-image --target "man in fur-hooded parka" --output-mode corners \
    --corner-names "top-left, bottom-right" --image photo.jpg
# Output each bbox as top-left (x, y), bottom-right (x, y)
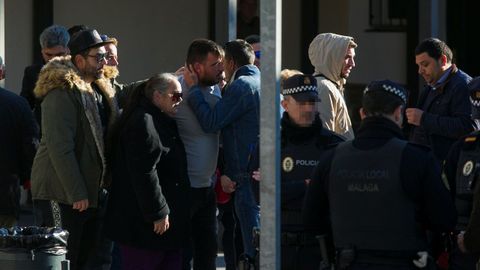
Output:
top-left (31, 30), bottom-right (119, 269)
top-left (31, 31), bottom-right (119, 212)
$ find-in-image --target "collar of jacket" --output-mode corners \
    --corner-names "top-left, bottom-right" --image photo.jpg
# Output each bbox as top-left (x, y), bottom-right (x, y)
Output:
top-left (233, 64), bottom-right (260, 80)
top-left (314, 74), bottom-right (340, 88)
top-left (356, 116), bottom-right (405, 140)
top-left (430, 64), bottom-right (458, 93)
top-left (281, 112), bottom-right (323, 144)
top-left (140, 97), bottom-right (176, 127)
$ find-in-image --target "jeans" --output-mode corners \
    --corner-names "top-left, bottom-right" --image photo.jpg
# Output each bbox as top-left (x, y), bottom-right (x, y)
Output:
top-left (234, 173), bottom-right (260, 259)
top-left (182, 186), bottom-right (218, 270)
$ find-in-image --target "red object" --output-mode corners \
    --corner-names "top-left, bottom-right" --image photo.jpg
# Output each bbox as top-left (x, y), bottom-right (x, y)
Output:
top-left (23, 180), bottom-right (31, 190)
top-left (214, 169), bottom-right (231, 204)
top-left (436, 251), bottom-right (449, 270)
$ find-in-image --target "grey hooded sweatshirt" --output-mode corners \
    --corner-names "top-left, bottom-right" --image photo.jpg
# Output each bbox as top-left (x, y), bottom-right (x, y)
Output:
top-left (308, 33), bottom-right (356, 140)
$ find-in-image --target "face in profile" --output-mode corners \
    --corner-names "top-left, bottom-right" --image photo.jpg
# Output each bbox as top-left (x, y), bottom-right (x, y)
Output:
top-left (155, 79), bottom-right (183, 117)
top-left (195, 53), bottom-right (224, 86)
top-left (341, 47), bottom-right (356, 79)
top-left (415, 52), bottom-right (444, 85)
top-left (81, 47), bottom-right (107, 81)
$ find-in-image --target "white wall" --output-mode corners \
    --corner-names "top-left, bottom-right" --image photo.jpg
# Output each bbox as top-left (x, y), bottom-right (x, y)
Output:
top-left (54, 0), bottom-right (211, 84)
top-left (4, 0), bottom-right (33, 93)
top-left (347, 0), bottom-right (407, 85)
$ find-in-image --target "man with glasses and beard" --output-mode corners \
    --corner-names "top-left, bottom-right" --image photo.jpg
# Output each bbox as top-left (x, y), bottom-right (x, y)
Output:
top-left (175, 39), bottom-right (225, 270)
top-left (31, 29), bottom-right (119, 270)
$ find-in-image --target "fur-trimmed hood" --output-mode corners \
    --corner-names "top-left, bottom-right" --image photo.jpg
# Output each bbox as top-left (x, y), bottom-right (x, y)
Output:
top-left (33, 55), bottom-right (116, 102)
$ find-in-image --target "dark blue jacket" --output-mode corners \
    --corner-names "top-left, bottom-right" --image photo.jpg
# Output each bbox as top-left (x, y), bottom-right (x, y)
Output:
top-left (0, 87), bottom-right (39, 216)
top-left (187, 65), bottom-right (260, 179)
top-left (410, 66), bottom-right (473, 161)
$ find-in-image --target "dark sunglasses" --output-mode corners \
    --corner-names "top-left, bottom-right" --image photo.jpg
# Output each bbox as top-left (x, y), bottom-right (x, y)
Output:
top-left (171, 92), bottom-right (183, 103)
top-left (254, 50), bottom-right (261, 59)
top-left (86, 53), bottom-right (107, 63)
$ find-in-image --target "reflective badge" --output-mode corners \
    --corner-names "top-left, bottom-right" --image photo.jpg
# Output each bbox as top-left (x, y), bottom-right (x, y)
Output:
top-left (282, 157), bottom-right (294, 172)
top-left (463, 160), bottom-right (474, 176)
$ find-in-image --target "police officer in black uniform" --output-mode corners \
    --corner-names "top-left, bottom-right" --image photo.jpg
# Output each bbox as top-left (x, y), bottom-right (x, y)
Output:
top-left (303, 80), bottom-right (456, 270)
top-left (279, 74), bottom-right (344, 270)
top-left (444, 77), bottom-right (480, 270)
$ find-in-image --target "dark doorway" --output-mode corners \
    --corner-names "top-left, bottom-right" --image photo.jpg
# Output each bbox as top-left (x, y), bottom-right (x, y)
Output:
top-left (447, 0), bottom-right (480, 77)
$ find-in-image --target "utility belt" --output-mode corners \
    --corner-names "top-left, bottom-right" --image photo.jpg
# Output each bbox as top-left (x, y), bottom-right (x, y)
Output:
top-left (281, 232), bottom-right (318, 247)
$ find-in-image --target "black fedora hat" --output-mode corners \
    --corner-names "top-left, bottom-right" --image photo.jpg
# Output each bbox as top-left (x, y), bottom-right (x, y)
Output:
top-left (69, 29), bottom-right (113, 55)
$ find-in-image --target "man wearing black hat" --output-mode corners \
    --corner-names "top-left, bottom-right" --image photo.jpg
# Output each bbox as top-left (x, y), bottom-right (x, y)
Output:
top-left (31, 29), bottom-right (118, 270)
top-left (278, 74), bottom-right (344, 269)
top-left (443, 77), bottom-right (480, 269)
top-left (303, 80), bottom-right (456, 269)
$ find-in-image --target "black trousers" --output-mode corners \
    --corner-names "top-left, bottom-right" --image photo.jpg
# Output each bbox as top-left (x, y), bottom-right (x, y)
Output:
top-left (281, 232), bottom-right (322, 270)
top-left (34, 199), bottom-right (99, 270)
top-left (182, 186), bottom-right (218, 270)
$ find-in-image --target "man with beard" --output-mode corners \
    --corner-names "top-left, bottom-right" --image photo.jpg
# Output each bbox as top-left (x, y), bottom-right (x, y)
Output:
top-left (407, 38), bottom-right (473, 163)
top-left (279, 74), bottom-right (344, 269)
top-left (175, 39), bottom-right (224, 270)
top-left (308, 33), bottom-right (357, 140)
top-left (31, 29), bottom-right (118, 270)
top-left (185, 39), bottom-right (260, 269)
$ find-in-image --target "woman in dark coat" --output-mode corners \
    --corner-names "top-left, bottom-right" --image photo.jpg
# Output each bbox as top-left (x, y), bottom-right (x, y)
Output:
top-left (105, 73), bottom-right (190, 270)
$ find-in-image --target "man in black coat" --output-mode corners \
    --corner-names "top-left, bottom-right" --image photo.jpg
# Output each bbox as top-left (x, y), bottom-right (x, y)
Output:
top-left (407, 38), bottom-right (473, 163)
top-left (20, 25), bottom-right (70, 129)
top-left (0, 86), bottom-right (38, 227)
top-left (304, 80), bottom-right (456, 269)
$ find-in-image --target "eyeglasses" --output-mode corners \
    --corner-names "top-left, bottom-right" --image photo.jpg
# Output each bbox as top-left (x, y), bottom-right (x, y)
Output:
top-left (170, 92), bottom-right (183, 103)
top-left (86, 53), bottom-right (107, 63)
top-left (254, 51), bottom-right (261, 59)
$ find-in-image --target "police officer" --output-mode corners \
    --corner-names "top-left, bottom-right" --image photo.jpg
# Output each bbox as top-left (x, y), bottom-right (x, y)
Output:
top-left (303, 80), bottom-right (456, 270)
top-left (444, 77), bottom-right (480, 269)
top-left (280, 74), bottom-right (344, 269)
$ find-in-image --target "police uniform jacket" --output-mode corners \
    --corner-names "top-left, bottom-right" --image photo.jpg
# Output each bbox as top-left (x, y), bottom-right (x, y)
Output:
top-left (303, 116), bottom-right (456, 236)
top-left (281, 112), bottom-right (343, 232)
top-left (444, 131), bottom-right (480, 252)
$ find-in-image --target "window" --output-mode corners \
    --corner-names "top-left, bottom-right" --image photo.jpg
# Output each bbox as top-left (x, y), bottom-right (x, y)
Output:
top-left (369, 0), bottom-right (407, 32)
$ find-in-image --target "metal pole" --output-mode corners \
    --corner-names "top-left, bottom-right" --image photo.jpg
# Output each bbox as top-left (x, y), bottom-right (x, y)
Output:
top-left (260, 0), bottom-right (282, 269)
top-left (228, 0), bottom-right (237, 40)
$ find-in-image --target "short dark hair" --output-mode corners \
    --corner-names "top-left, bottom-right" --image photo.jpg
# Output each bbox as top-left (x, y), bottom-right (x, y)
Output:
top-left (415, 38), bottom-right (453, 63)
top-left (186, 39), bottom-right (224, 66)
top-left (224, 39), bottom-right (255, 67)
top-left (362, 91), bottom-right (404, 116)
top-left (245, 34), bottom-right (260, 44)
